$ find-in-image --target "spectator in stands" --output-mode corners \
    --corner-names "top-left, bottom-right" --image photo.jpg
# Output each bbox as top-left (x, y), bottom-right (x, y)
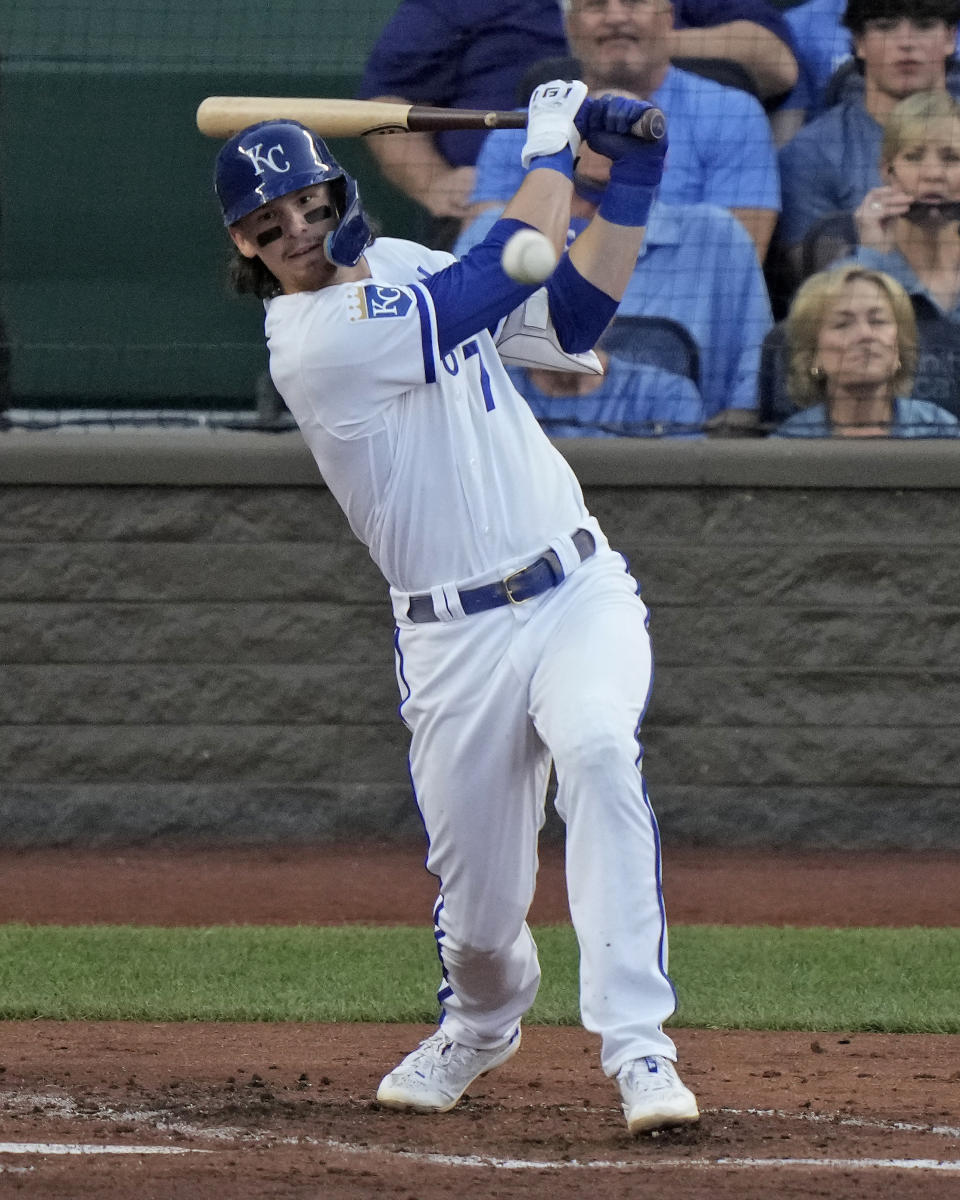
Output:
top-left (846, 90), bottom-right (960, 413)
top-left (360, 0), bottom-right (793, 256)
top-left (466, 1), bottom-right (785, 259)
top-left (457, 138), bottom-right (774, 430)
top-left (508, 349), bottom-right (706, 436)
top-left (773, 0), bottom-right (854, 145)
top-left (633, 0), bottom-right (798, 103)
top-left (357, 2), bottom-right (569, 249)
top-left (777, 0), bottom-right (960, 252)
top-left (773, 264), bottom-right (960, 435)
top-left (773, 0), bottom-right (960, 145)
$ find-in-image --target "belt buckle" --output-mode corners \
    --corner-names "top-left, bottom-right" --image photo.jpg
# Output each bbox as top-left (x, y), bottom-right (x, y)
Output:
top-left (503, 566), bottom-right (532, 605)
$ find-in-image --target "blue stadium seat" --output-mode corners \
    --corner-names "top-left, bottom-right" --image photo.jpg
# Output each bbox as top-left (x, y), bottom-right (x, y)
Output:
top-left (800, 212), bottom-right (858, 283)
top-left (599, 315), bottom-right (701, 388)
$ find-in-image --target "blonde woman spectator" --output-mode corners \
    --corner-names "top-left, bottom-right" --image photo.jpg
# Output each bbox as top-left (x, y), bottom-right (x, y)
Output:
top-left (855, 91), bottom-right (960, 309)
top-left (774, 264), bottom-right (959, 435)
top-left (845, 90), bottom-right (960, 413)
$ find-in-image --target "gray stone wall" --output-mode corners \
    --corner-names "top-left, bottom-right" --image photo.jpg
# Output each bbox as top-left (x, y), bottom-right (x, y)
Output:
top-left (1, 433), bottom-right (959, 848)
top-left (594, 486), bottom-right (960, 849)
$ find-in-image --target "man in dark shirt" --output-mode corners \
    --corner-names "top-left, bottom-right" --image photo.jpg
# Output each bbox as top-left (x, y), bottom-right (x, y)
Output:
top-left (358, 0), bottom-right (796, 247)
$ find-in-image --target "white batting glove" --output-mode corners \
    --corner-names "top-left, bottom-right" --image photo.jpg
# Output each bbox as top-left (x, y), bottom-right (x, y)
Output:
top-left (521, 79), bottom-right (588, 169)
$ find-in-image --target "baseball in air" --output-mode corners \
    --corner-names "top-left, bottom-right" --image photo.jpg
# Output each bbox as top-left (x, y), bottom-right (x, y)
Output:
top-left (500, 228), bottom-right (559, 284)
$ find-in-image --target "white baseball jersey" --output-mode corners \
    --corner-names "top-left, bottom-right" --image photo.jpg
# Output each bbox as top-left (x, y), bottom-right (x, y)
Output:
top-left (265, 237), bottom-right (595, 595)
top-left (265, 235), bottom-right (678, 1075)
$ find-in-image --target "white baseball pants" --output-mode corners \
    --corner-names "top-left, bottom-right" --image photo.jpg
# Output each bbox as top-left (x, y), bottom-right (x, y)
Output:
top-left (394, 548), bottom-right (678, 1076)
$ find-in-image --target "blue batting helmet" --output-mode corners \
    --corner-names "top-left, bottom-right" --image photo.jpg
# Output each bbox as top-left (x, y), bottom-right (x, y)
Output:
top-left (214, 119), bottom-right (371, 267)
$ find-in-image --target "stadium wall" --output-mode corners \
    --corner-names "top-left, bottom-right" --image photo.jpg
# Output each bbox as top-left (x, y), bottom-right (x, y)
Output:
top-left (2, 435), bottom-right (959, 850)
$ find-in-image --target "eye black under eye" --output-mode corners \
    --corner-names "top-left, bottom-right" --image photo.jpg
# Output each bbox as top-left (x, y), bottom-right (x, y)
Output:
top-left (256, 226), bottom-right (282, 247)
top-left (304, 204), bottom-right (335, 225)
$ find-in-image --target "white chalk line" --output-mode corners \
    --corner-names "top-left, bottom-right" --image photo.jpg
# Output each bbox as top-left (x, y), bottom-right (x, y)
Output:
top-left (301, 1103), bottom-right (960, 1173)
top-left (310, 1140), bottom-right (960, 1172)
top-left (721, 1106), bottom-right (960, 1140)
top-left (719, 1159), bottom-right (960, 1173)
top-left (0, 1142), bottom-right (205, 1157)
top-left (2, 1089), bottom-right (958, 1173)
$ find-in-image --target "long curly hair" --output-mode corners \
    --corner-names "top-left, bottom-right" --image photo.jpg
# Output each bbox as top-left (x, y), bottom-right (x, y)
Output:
top-left (226, 247), bottom-right (283, 300)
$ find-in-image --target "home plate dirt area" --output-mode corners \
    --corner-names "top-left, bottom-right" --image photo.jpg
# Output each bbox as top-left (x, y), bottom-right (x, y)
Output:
top-left (0, 843), bottom-right (957, 1199)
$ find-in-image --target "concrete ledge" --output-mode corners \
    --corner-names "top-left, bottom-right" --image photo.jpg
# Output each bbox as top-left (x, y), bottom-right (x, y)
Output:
top-left (3, 428), bottom-right (960, 488)
top-left (566, 435), bottom-right (960, 488)
top-left (0, 429), bottom-right (319, 486)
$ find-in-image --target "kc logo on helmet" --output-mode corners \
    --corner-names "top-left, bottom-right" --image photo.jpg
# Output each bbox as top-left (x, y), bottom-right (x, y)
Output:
top-left (241, 143), bottom-right (291, 176)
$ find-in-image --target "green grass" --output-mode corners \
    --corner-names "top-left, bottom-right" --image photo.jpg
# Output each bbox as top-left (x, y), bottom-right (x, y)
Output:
top-left (0, 923), bottom-right (957, 1034)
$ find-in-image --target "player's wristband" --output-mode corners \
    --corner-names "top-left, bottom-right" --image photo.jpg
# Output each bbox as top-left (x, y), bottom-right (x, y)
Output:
top-left (598, 180), bottom-right (658, 228)
top-left (524, 146), bottom-right (574, 179)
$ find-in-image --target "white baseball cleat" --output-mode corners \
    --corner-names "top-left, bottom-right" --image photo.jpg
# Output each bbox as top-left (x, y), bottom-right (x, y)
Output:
top-left (376, 1026), bottom-right (521, 1113)
top-left (616, 1055), bottom-right (700, 1134)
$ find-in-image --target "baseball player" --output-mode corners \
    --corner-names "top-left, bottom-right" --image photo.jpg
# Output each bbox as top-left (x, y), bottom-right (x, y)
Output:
top-left (213, 81), bottom-right (699, 1135)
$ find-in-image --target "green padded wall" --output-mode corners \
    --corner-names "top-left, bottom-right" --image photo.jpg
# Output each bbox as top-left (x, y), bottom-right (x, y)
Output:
top-left (0, 1), bottom-right (427, 405)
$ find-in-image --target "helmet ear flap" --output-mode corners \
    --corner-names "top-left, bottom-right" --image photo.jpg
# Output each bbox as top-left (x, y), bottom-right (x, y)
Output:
top-left (323, 174), bottom-right (372, 267)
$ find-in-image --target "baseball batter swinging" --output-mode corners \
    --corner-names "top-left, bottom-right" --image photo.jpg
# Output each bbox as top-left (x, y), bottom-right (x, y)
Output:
top-left (213, 81), bottom-right (699, 1135)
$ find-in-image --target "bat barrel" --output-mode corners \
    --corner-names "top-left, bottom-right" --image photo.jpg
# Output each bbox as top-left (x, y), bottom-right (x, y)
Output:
top-left (196, 96), bottom-right (422, 138)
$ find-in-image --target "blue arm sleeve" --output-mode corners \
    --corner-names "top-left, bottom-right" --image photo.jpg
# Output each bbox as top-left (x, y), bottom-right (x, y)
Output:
top-left (422, 218), bottom-right (550, 356)
top-left (425, 216), bottom-right (619, 357)
top-left (545, 255), bottom-right (619, 355)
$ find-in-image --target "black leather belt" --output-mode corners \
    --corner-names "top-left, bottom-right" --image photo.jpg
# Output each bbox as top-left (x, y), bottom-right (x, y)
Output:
top-left (406, 528), bottom-right (596, 623)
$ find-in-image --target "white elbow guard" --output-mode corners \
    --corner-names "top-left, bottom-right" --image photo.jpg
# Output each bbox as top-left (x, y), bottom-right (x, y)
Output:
top-left (495, 288), bottom-right (604, 375)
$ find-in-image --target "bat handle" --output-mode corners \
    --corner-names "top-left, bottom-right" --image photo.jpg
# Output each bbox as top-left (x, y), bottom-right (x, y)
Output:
top-left (629, 107), bottom-right (666, 143)
top-left (402, 105), bottom-right (665, 140)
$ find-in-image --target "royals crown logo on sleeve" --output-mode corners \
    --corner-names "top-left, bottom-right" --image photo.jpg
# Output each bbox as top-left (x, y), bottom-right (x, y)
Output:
top-left (348, 284), bottom-right (414, 321)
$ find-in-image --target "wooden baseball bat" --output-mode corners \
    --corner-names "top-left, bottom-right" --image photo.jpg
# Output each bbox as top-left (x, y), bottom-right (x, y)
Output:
top-left (195, 95), bottom-right (666, 143)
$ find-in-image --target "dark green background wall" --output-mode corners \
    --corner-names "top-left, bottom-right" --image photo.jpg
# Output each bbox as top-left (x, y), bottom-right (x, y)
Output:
top-left (0, 1), bottom-right (425, 404)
